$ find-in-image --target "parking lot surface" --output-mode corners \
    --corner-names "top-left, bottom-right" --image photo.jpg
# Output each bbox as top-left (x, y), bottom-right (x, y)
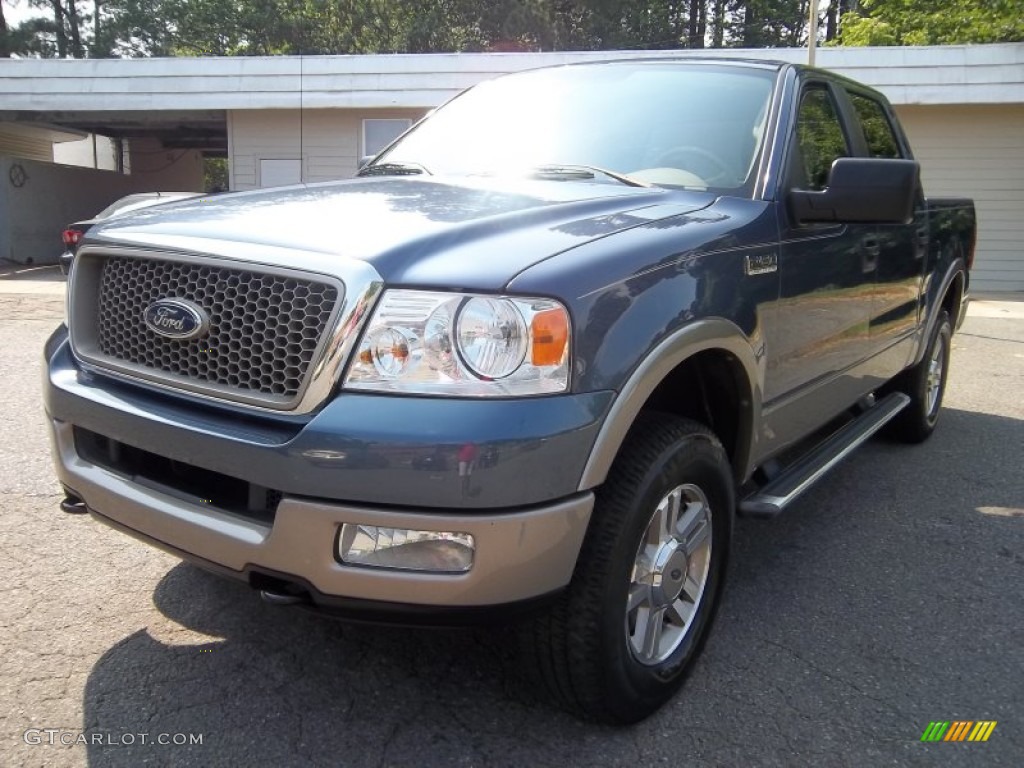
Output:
top-left (1, 274), bottom-right (1021, 767)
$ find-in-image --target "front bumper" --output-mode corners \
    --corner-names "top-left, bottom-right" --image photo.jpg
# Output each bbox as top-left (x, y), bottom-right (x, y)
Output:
top-left (45, 335), bottom-right (611, 510)
top-left (53, 418), bottom-right (593, 608)
top-left (45, 329), bottom-right (604, 609)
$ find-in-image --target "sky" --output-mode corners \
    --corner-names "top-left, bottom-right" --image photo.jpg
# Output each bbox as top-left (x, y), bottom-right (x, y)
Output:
top-left (4, 1), bottom-right (44, 25)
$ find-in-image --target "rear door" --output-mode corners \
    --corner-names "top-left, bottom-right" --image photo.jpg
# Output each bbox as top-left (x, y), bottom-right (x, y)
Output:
top-left (844, 89), bottom-right (926, 364)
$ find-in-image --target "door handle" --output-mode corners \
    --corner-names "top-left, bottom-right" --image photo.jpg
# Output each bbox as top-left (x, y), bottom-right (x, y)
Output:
top-left (862, 235), bottom-right (881, 257)
top-left (914, 227), bottom-right (928, 259)
top-left (861, 235), bottom-right (880, 273)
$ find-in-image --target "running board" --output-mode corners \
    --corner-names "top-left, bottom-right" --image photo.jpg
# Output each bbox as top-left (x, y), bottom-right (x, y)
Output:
top-left (738, 392), bottom-right (910, 518)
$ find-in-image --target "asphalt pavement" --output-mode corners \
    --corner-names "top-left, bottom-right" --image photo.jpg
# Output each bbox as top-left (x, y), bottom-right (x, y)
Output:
top-left (1, 270), bottom-right (1021, 767)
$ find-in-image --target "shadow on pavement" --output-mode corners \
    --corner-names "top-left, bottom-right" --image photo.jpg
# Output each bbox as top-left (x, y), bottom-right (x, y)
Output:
top-left (82, 564), bottom-right (589, 767)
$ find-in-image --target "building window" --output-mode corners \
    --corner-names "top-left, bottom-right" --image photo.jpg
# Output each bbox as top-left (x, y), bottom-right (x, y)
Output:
top-left (259, 158), bottom-right (301, 188)
top-left (362, 119), bottom-right (412, 158)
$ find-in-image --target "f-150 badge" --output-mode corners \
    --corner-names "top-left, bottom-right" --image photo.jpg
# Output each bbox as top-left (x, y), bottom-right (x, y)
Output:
top-left (745, 252), bottom-right (778, 276)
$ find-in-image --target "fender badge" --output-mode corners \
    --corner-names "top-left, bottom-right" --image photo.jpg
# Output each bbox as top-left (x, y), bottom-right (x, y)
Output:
top-left (745, 252), bottom-right (778, 276)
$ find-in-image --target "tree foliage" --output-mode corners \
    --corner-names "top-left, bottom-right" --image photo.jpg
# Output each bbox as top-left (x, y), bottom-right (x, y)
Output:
top-left (1, 1), bottom-right (1020, 59)
top-left (839, 0), bottom-right (1024, 46)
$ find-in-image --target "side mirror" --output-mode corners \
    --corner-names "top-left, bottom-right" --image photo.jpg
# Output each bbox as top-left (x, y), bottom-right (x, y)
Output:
top-left (789, 158), bottom-right (920, 225)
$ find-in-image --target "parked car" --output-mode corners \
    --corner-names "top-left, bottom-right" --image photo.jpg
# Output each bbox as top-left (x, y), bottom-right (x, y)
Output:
top-left (59, 192), bottom-right (202, 274)
top-left (44, 59), bottom-right (975, 723)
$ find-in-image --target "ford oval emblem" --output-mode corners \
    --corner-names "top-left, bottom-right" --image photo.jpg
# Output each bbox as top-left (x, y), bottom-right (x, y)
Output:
top-left (143, 298), bottom-right (210, 340)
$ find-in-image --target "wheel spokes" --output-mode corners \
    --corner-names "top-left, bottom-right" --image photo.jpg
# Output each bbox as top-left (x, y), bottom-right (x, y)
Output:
top-left (627, 582), bottom-right (650, 613)
top-left (681, 574), bottom-right (702, 603)
top-left (674, 498), bottom-right (701, 540)
top-left (678, 504), bottom-right (710, 556)
top-left (626, 483), bottom-right (715, 665)
top-left (668, 598), bottom-right (695, 627)
top-left (927, 345), bottom-right (944, 413)
top-left (634, 605), bottom-right (667, 660)
top-left (650, 488), bottom-right (682, 545)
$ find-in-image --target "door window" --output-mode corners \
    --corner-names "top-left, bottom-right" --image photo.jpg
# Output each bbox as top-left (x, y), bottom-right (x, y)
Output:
top-left (793, 87), bottom-right (850, 191)
top-left (848, 93), bottom-right (902, 158)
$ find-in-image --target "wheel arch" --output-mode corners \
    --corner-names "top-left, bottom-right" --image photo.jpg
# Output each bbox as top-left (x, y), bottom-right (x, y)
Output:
top-left (578, 318), bottom-right (762, 491)
top-left (914, 258), bottom-right (967, 367)
top-left (943, 269), bottom-right (966, 331)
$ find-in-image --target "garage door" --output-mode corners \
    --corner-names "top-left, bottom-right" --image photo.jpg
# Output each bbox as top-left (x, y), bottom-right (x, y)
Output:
top-left (895, 104), bottom-right (1024, 293)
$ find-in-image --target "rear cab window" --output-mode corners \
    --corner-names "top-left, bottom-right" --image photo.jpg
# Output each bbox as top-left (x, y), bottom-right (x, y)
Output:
top-left (848, 92), bottom-right (903, 159)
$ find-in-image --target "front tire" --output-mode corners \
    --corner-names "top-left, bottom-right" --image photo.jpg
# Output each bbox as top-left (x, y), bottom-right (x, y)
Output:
top-left (521, 414), bottom-right (733, 724)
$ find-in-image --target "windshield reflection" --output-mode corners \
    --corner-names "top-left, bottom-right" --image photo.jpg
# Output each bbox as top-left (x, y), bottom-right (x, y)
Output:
top-left (375, 63), bottom-right (776, 195)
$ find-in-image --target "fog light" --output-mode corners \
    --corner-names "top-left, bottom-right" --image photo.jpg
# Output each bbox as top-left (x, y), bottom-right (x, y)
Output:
top-left (337, 524), bottom-right (475, 573)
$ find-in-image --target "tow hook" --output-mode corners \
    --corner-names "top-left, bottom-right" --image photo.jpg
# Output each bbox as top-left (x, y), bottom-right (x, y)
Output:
top-left (259, 589), bottom-right (308, 607)
top-left (60, 493), bottom-right (87, 514)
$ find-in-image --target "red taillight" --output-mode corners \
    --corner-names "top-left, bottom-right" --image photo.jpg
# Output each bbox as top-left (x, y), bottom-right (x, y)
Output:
top-left (62, 229), bottom-right (83, 247)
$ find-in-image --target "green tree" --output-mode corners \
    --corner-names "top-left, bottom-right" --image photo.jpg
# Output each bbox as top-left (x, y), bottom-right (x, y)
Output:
top-left (840, 0), bottom-right (1024, 45)
top-left (0, 1), bottom-right (9, 57)
top-left (7, 1), bottom-right (896, 58)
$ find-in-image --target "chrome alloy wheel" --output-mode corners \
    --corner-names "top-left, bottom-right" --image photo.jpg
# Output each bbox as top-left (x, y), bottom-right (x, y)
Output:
top-left (926, 340), bottom-right (945, 418)
top-left (626, 483), bottom-right (713, 665)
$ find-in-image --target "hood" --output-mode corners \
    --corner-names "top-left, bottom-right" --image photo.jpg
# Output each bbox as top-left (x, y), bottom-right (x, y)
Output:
top-left (89, 176), bottom-right (715, 290)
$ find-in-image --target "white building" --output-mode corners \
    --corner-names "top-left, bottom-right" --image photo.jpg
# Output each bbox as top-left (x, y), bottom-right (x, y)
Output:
top-left (0, 44), bottom-right (1021, 291)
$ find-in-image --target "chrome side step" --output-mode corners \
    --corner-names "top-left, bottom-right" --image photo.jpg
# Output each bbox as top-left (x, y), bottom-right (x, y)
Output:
top-left (739, 392), bottom-right (910, 518)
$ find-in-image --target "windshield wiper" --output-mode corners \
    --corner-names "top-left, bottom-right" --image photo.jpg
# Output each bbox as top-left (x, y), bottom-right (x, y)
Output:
top-left (358, 161), bottom-right (430, 177)
top-left (528, 164), bottom-right (652, 188)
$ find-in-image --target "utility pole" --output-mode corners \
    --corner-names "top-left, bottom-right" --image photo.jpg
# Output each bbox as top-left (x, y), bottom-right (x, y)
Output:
top-left (808, 0), bottom-right (819, 66)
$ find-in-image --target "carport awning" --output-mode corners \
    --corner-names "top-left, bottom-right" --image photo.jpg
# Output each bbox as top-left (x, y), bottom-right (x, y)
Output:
top-left (0, 110), bottom-right (227, 156)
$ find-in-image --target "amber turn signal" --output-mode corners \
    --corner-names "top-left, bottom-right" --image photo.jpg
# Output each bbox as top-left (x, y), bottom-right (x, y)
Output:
top-left (531, 307), bottom-right (569, 367)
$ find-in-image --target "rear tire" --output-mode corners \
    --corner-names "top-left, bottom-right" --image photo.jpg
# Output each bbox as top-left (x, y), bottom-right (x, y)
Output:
top-left (520, 413), bottom-right (733, 724)
top-left (886, 310), bottom-right (952, 443)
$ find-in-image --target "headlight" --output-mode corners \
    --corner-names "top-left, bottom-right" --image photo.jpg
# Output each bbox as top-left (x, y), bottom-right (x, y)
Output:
top-left (344, 290), bottom-right (570, 396)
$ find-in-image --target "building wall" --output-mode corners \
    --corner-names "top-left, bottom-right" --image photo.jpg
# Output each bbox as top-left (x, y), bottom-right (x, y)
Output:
top-left (0, 148), bottom-right (204, 265)
top-left (0, 156), bottom-right (139, 264)
top-left (0, 126), bottom-right (54, 163)
top-left (228, 107), bottom-right (426, 190)
top-left (896, 104), bottom-right (1024, 293)
top-left (126, 137), bottom-right (205, 192)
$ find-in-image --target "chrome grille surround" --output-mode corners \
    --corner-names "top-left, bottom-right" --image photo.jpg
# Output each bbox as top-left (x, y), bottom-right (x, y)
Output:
top-left (69, 246), bottom-right (383, 414)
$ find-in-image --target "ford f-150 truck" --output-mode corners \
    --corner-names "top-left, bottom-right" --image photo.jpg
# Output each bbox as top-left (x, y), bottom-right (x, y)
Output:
top-left (44, 59), bottom-right (976, 723)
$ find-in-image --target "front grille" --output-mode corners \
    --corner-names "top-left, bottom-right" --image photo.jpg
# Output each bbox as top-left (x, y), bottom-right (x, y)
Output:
top-left (92, 256), bottom-right (339, 402)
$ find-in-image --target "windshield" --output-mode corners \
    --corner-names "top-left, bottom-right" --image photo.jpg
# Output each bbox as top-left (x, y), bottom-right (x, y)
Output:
top-left (374, 63), bottom-right (776, 193)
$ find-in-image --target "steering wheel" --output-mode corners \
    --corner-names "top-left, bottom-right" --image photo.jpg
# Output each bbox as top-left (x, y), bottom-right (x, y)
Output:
top-left (654, 146), bottom-right (732, 186)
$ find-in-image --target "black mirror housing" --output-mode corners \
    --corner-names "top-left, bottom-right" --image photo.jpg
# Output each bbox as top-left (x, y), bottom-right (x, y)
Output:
top-left (789, 158), bottom-right (920, 225)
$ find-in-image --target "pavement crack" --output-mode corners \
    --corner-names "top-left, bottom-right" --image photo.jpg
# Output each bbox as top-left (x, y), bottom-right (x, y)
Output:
top-left (758, 637), bottom-right (916, 724)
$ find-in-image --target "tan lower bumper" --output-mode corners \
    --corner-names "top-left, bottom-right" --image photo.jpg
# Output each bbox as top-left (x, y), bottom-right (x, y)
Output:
top-left (51, 419), bottom-right (593, 607)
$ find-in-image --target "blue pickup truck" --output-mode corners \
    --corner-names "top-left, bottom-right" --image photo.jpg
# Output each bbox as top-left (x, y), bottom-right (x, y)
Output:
top-left (45, 58), bottom-right (975, 723)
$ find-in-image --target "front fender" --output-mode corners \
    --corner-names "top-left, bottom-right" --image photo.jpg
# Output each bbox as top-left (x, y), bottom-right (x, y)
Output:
top-left (577, 318), bottom-right (762, 490)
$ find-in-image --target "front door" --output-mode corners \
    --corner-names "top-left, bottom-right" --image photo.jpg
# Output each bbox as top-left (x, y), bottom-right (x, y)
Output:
top-left (764, 82), bottom-right (877, 442)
